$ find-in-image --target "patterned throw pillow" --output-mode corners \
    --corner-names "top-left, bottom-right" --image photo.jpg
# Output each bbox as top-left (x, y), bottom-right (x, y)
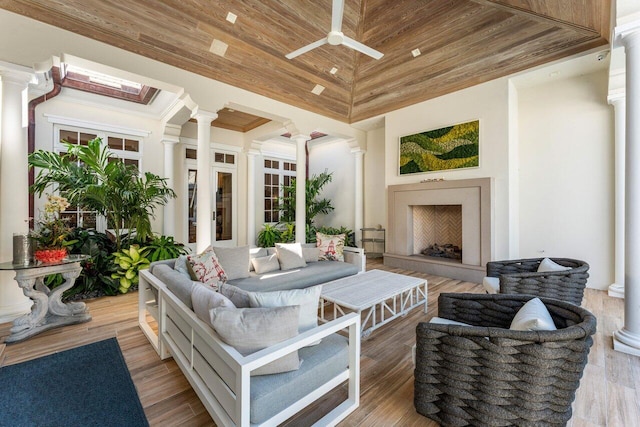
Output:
top-left (187, 247), bottom-right (227, 289)
top-left (316, 232), bottom-right (345, 262)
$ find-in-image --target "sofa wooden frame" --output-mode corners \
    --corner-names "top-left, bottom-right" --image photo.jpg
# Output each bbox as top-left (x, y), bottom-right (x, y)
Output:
top-left (138, 269), bottom-right (361, 427)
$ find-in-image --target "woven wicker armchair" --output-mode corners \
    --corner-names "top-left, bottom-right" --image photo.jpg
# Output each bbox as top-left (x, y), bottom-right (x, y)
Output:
top-left (486, 257), bottom-right (589, 305)
top-left (414, 293), bottom-right (596, 427)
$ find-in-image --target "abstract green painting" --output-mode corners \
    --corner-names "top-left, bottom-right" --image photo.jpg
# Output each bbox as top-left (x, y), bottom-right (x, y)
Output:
top-left (399, 120), bottom-right (479, 175)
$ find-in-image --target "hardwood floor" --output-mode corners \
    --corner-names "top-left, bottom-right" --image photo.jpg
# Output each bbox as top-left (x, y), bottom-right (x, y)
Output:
top-left (1, 258), bottom-right (638, 426)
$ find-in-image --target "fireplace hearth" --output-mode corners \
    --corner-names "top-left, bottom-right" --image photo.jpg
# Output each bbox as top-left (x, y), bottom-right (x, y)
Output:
top-left (385, 178), bottom-right (493, 283)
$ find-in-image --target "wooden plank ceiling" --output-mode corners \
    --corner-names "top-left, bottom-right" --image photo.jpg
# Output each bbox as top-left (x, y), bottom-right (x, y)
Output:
top-left (0, 0), bottom-right (610, 124)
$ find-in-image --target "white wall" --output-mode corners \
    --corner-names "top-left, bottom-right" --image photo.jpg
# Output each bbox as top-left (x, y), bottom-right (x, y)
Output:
top-left (364, 126), bottom-right (386, 230)
top-left (309, 140), bottom-right (355, 230)
top-left (517, 70), bottom-right (614, 289)
top-left (382, 79), bottom-right (512, 261)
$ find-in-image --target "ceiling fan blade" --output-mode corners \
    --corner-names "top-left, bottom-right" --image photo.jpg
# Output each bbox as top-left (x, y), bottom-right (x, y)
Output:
top-left (342, 36), bottom-right (384, 60)
top-left (331, 0), bottom-right (344, 32)
top-left (285, 37), bottom-right (328, 59)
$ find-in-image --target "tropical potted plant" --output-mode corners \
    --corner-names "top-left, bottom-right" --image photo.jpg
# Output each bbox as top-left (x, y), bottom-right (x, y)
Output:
top-left (30, 194), bottom-right (76, 262)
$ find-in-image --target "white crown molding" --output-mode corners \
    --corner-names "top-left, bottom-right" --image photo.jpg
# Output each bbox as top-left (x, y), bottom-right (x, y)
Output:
top-left (44, 113), bottom-right (151, 137)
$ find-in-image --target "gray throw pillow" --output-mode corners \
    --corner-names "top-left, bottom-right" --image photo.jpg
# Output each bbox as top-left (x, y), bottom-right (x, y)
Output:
top-left (275, 242), bottom-right (307, 270)
top-left (213, 246), bottom-right (251, 280)
top-left (251, 254), bottom-right (280, 274)
top-left (191, 284), bottom-right (235, 324)
top-left (302, 247), bottom-right (319, 263)
top-left (219, 283), bottom-right (251, 308)
top-left (210, 306), bottom-right (301, 376)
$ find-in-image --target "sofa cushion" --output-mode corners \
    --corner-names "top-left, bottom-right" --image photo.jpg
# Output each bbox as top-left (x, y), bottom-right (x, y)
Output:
top-left (153, 264), bottom-right (198, 309)
top-left (210, 306), bottom-right (301, 376)
top-left (174, 255), bottom-right (192, 279)
top-left (302, 247), bottom-right (319, 263)
top-left (251, 254), bottom-right (280, 274)
top-left (250, 333), bottom-right (348, 424)
top-left (248, 285), bottom-right (322, 334)
top-left (213, 245), bottom-right (250, 280)
top-left (275, 242), bottom-right (307, 270)
top-left (316, 232), bottom-right (345, 262)
top-left (191, 284), bottom-right (235, 324)
top-left (227, 261), bottom-right (358, 292)
top-left (510, 297), bottom-right (557, 331)
top-left (219, 283), bottom-right (251, 308)
top-left (249, 247), bottom-right (269, 271)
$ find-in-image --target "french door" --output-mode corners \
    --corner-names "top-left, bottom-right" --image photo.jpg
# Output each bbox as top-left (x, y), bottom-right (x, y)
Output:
top-left (186, 166), bottom-right (237, 251)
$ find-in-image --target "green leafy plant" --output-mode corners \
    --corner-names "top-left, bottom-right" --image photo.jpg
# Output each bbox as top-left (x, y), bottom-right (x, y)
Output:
top-left (279, 222), bottom-right (296, 243)
top-left (257, 223), bottom-right (282, 248)
top-left (111, 244), bottom-right (150, 294)
top-left (145, 235), bottom-right (189, 262)
top-left (279, 170), bottom-right (334, 228)
top-left (29, 138), bottom-right (176, 250)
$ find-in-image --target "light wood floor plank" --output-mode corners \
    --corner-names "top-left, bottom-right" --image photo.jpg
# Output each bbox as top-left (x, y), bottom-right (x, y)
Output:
top-left (1, 258), bottom-right (637, 426)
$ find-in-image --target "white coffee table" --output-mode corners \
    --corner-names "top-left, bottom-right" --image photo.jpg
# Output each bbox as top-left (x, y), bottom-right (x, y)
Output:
top-left (319, 269), bottom-right (427, 338)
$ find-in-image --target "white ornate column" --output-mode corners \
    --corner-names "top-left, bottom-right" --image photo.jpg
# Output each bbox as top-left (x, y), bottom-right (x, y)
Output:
top-left (613, 22), bottom-right (640, 356)
top-left (246, 146), bottom-right (260, 246)
top-left (0, 68), bottom-right (35, 323)
top-left (291, 134), bottom-right (309, 243)
top-left (161, 124), bottom-right (181, 237)
top-left (193, 111), bottom-right (218, 253)
top-left (609, 94), bottom-right (625, 298)
top-left (351, 145), bottom-right (365, 247)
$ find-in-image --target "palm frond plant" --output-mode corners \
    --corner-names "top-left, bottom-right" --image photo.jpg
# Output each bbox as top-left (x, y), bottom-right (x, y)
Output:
top-left (278, 170), bottom-right (334, 228)
top-left (29, 138), bottom-right (176, 250)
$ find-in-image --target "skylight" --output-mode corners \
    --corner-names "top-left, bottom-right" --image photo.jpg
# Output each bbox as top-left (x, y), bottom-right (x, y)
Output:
top-left (60, 64), bottom-right (158, 104)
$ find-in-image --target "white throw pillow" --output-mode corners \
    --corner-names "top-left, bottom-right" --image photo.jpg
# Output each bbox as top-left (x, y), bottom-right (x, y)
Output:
top-left (251, 254), bottom-right (280, 274)
top-left (191, 284), bottom-right (235, 323)
top-left (537, 258), bottom-right (572, 273)
top-left (173, 255), bottom-right (191, 279)
top-left (248, 285), bottom-right (322, 336)
top-left (482, 276), bottom-right (500, 294)
top-left (275, 242), bottom-right (307, 270)
top-left (510, 298), bottom-right (557, 331)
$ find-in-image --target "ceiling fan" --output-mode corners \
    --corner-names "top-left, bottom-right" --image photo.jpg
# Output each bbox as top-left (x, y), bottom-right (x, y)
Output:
top-left (285, 0), bottom-right (384, 60)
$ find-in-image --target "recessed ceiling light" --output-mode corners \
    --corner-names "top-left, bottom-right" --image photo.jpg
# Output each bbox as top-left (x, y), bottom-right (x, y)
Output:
top-left (228, 109), bottom-right (235, 113)
top-left (411, 48), bottom-right (421, 58)
top-left (226, 12), bottom-right (237, 24)
top-left (311, 84), bottom-right (325, 95)
top-left (330, 67), bottom-right (338, 75)
top-left (210, 39), bottom-right (229, 57)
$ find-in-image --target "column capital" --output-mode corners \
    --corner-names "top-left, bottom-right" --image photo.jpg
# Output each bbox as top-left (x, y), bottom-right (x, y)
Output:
top-left (614, 19), bottom-right (640, 49)
top-left (191, 110), bottom-right (218, 123)
top-left (290, 133), bottom-right (311, 143)
top-left (0, 61), bottom-right (36, 87)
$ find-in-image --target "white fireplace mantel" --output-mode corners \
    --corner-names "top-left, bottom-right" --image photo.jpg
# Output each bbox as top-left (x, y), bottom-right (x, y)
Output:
top-left (385, 178), bottom-right (493, 283)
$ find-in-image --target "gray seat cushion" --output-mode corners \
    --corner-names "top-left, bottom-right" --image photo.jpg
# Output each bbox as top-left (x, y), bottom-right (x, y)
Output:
top-left (226, 261), bottom-right (358, 292)
top-left (249, 333), bottom-right (349, 424)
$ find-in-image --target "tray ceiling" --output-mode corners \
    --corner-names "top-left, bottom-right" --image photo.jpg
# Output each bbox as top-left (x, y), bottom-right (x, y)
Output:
top-left (1, 0), bottom-right (610, 124)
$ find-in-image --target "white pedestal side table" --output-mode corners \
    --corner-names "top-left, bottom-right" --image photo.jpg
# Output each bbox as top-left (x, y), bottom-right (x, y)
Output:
top-left (0, 255), bottom-right (92, 343)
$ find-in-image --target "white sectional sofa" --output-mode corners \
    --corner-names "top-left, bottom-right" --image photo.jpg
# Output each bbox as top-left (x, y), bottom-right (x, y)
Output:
top-left (138, 249), bottom-right (363, 426)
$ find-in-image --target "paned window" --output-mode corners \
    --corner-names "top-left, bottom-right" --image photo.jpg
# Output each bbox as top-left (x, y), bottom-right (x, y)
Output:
top-left (264, 159), bottom-right (296, 223)
top-left (53, 125), bottom-right (143, 232)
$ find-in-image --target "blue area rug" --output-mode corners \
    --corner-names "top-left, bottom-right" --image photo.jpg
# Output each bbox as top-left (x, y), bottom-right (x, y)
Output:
top-left (0, 338), bottom-right (149, 427)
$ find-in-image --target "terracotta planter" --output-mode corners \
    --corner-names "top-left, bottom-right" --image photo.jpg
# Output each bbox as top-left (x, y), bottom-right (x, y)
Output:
top-left (34, 248), bottom-right (68, 263)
